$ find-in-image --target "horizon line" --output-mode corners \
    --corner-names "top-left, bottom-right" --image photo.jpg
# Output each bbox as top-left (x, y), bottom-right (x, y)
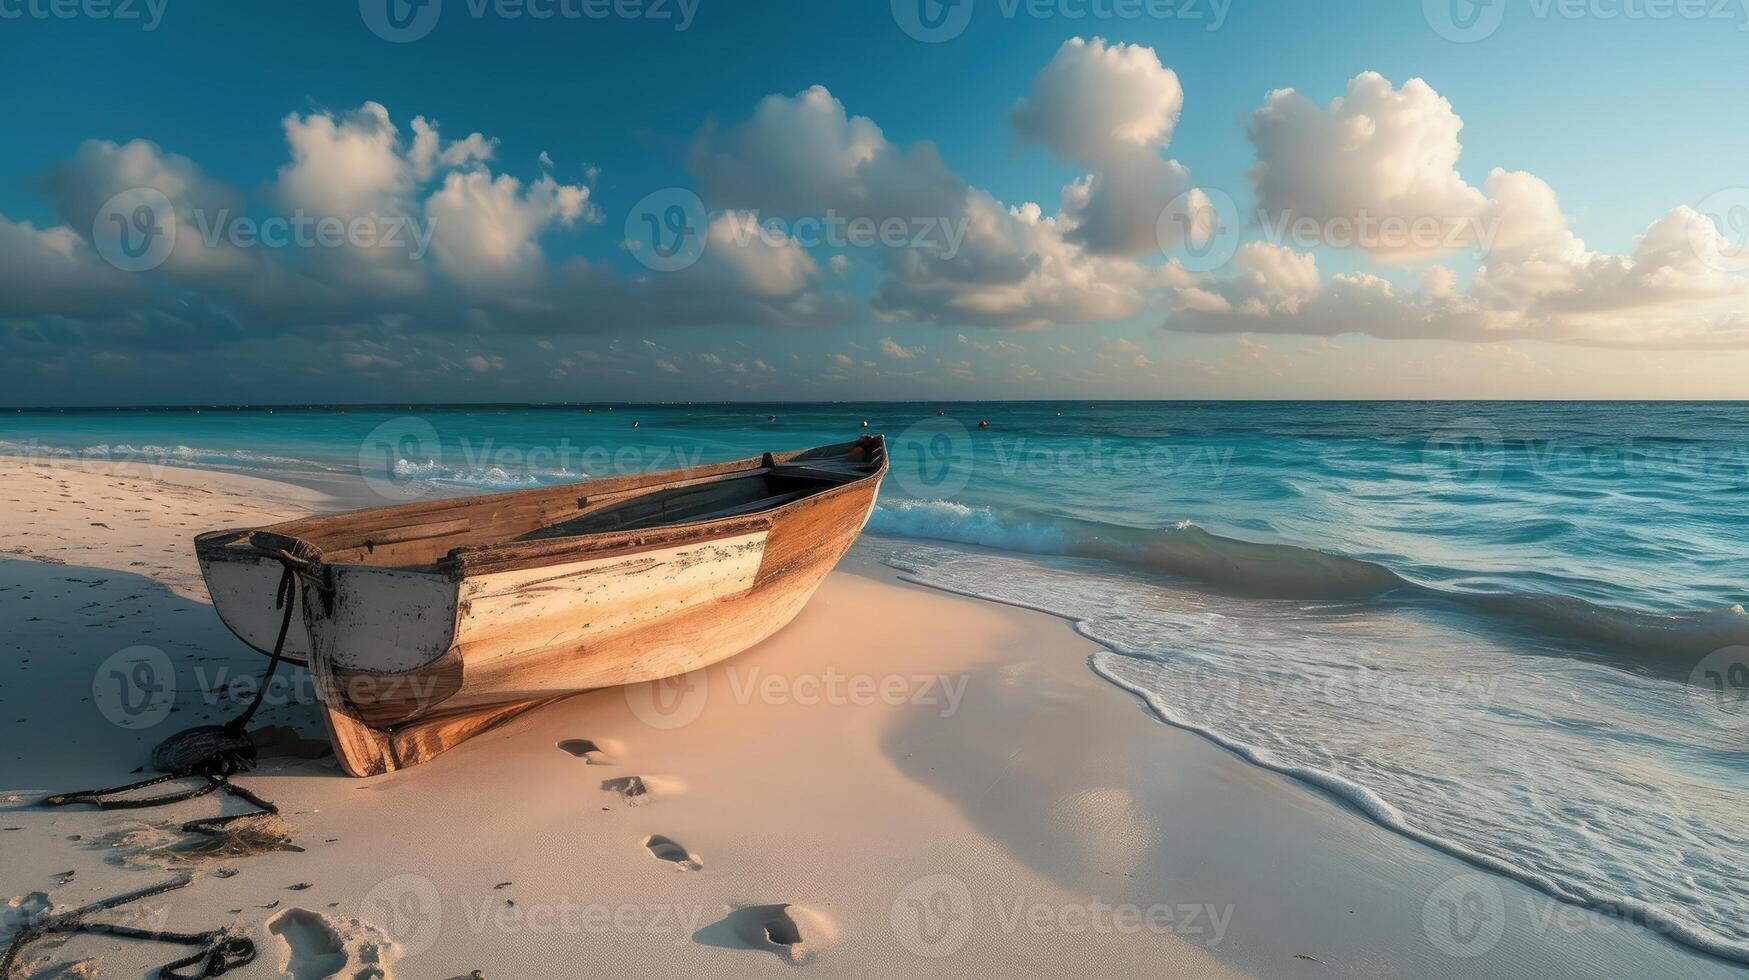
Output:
top-left (7, 398), bottom-right (1749, 411)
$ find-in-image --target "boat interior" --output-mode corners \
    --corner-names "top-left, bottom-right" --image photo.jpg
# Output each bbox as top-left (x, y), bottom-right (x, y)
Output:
top-left (517, 469), bottom-right (839, 540)
top-left (202, 438), bottom-right (885, 572)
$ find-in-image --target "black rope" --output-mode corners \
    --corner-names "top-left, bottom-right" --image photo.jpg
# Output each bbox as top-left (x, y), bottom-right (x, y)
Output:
top-left (227, 558), bottom-right (300, 734)
top-left (23, 549), bottom-right (325, 978)
top-left (182, 777), bottom-right (281, 838)
top-left (41, 565), bottom-right (290, 822)
top-left (45, 549), bottom-right (316, 813)
top-left (43, 772), bottom-right (278, 836)
top-left (43, 769), bottom-right (225, 811)
top-left (0, 876), bottom-right (255, 980)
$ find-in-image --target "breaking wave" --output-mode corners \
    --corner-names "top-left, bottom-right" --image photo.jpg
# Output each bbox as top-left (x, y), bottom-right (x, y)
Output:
top-left (869, 499), bottom-right (1749, 669)
top-left (0, 439), bottom-right (322, 469)
top-left (390, 458), bottom-right (581, 489)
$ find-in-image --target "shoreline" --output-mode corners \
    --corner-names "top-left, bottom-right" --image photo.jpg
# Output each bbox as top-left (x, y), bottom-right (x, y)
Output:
top-left (0, 458), bottom-right (1739, 978)
top-left (871, 538), bottom-right (1749, 971)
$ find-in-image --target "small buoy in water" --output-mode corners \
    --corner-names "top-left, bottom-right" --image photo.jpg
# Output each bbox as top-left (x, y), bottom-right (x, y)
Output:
top-left (977, 420), bottom-right (990, 429)
top-left (936, 410), bottom-right (945, 416)
top-left (860, 420), bottom-right (869, 428)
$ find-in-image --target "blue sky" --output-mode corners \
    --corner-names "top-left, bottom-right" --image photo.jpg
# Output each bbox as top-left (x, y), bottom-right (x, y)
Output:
top-left (3, 0), bottom-right (1748, 404)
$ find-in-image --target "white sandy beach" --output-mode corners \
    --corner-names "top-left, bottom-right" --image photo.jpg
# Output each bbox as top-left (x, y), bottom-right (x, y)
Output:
top-left (0, 457), bottom-right (1737, 979)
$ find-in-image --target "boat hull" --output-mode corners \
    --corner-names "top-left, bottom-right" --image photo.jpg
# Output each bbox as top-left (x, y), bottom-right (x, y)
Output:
top-left (196, 529), bottom-right (315, 667)
top-left (196, 439), bottom-right (885, 775)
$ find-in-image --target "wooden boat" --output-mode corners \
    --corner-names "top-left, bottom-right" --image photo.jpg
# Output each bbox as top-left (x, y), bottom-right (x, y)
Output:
top-left (195, 436), bottom-right (887, 776)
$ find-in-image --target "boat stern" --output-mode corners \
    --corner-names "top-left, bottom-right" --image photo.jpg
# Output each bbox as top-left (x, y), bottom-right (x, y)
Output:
top-left (195, 528), bottom-right (314, 666)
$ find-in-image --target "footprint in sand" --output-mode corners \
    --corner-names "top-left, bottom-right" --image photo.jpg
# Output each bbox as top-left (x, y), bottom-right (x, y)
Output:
top-left (601, 775), bottom-right (649, 805)
top-left (694, 903), bottom-right (834, 964)
top-left (269, 907), bottom-right (399, 980)
top-left (643, 834), bottom-right (702, 870)
top-left (268, 909), bottom-right (348, 980)
top-left (746, 905), bottom-right (804, 951)
top-left (600, 774), bottom-right (682, 806)
top-left (557, 738), bottom-right (617, 764)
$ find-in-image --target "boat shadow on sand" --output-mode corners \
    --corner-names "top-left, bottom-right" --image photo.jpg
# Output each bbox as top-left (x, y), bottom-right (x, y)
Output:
top-left (0, 556), bottom-right (339, 796)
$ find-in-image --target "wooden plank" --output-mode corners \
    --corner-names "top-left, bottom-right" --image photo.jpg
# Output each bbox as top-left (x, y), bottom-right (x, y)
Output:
top-left (333, 648), bottom-right (465, 727)
top-left (319, 695), bottom-right (557, 776)
top-left (454, 531), bottom-right (769, 673)
top-left (756, 480), bottom-right (879, 586)
top-left (265, 452), bottom-right (773, 547)
top-left (386, 699), bottom-right (559, 772)
top-left (674, 489), bottom-right (813, 523)
top-left (442, 512), bottom-right (777, 577)
top-left (316, 698), bottom-right (397, 777)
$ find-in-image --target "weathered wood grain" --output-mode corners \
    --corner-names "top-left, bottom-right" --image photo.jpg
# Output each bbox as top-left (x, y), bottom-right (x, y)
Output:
top-left (198, 436), bottom-right (887, 775)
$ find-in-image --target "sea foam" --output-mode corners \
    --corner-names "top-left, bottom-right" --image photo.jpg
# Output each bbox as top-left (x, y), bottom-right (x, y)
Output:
top-left (867, 537), bottom-right (1749, 965)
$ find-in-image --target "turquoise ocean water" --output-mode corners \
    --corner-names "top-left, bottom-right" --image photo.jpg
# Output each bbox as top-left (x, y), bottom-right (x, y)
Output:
top-left (5, 401), bottom-right (1748, 963)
